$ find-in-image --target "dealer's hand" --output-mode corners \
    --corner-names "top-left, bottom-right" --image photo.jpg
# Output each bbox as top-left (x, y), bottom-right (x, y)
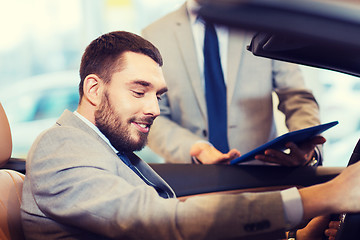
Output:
top-left (254, 135), bottom-right (326, 166)
top-left (190, 142), bottom-right (240, 164)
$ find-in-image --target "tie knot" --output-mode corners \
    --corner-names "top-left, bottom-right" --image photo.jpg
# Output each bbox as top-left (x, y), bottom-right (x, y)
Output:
top-left (197, 16), bottom-right (215, 28)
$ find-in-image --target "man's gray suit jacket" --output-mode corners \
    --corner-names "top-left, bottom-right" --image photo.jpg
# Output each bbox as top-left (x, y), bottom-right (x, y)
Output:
top-left (142, 3), bottom-right (321, 163)
top-left (21, 110), bottom-right (288, 239)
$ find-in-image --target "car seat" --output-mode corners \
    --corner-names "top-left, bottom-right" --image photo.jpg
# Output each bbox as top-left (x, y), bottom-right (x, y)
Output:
top-left (0, 169), bottom-right (25, 240)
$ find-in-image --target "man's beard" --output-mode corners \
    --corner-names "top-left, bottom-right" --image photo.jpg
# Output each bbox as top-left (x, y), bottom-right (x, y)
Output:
top-left (95, 92), bottom-right (151, 153)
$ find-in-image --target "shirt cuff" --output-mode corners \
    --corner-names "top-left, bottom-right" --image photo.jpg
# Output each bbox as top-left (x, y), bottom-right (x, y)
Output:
top-left (191, 156), bottom-right (203, 164)
top-left (280, 187), bottom-right (303, 229)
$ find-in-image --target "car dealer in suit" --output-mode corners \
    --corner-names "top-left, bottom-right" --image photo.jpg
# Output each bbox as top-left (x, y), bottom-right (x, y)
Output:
top-left (21, 31), bottom-right (360, 240)
top-left (142, 0), bottom-right (324, 165)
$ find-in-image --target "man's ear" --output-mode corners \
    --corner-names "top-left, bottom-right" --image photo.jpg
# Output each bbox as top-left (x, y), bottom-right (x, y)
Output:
top-left (82, 74), bottom-right (103, 106)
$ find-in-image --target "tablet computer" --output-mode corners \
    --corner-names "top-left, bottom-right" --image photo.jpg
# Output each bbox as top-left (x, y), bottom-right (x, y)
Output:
top-left (230, 121), bottom-right (339, 165)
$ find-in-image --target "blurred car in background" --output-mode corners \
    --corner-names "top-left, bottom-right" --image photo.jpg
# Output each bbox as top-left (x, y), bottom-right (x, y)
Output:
top-left (318, 71), bottom-right (360, 166)
top-left (0, 71), bottom-right (79, 158)
top-left (319, 71), bottom-right (360, 142)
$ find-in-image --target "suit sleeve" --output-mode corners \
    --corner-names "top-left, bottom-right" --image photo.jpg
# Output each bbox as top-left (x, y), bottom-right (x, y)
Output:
top-left (273, 60), bottom-right (321, 131)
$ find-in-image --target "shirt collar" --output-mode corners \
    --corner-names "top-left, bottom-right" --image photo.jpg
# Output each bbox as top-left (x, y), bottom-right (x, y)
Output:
top-left (187, 0), bottom-right (202, 25)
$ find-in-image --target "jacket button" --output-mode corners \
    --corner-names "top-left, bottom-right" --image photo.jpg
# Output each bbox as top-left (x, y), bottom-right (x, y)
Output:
top-left (202, 130), bottom-right (207, 137)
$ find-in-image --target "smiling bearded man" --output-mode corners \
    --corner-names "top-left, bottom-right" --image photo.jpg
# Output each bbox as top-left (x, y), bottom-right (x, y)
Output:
top-left (95, 89), bottom-right (155, 153)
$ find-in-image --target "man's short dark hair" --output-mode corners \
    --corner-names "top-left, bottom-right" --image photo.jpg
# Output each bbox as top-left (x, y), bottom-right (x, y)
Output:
top-left (79, 31), bottom-right (163, 100)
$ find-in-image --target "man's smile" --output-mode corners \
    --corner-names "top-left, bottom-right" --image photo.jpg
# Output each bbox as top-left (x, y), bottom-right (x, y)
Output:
top-left (132, 121), bottom-right (150, 133)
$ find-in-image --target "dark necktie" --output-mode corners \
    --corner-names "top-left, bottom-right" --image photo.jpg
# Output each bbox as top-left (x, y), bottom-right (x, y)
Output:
top-left (117, 152), bottom-right (171, 199)
top-left (203, 21), bottom-right (230, 153)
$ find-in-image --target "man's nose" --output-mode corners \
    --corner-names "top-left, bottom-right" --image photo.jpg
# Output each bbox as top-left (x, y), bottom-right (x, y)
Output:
top-left (144, 96), bottom-right (160, 117)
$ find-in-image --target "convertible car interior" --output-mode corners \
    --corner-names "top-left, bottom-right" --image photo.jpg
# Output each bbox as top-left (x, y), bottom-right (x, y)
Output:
top-left (1, 0), bottom-right (360, 239)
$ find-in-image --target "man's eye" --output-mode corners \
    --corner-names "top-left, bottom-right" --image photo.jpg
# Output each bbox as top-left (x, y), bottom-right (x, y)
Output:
top-left (157, 95), bottom-right (162, 101)
top-left (132, 91), bottom-right (144, 97)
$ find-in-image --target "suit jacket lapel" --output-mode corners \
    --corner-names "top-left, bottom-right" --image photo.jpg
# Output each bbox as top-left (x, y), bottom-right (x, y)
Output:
top-left (57, 110), bottom-right (112, 151)
top-left (175, 4), bottom-right (207, 120)
top-left (226, 29), bottom-right (247, 107)
top-left (58, 110), bottom-right (176, 198)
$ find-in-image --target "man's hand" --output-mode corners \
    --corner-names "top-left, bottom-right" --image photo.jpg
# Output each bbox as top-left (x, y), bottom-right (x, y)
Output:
top-left (190, 142), bottom-right (240, 164)
top-left (283, 216), bottom-right (340, 240)
top-left (295, 215), bottom-right (331, 240)
top-left (254, 135), bottom-right (326, 166)
top-left (324, 220), bottom-right (340, 240)
top-left (300, 160), bottom-right (360, 221)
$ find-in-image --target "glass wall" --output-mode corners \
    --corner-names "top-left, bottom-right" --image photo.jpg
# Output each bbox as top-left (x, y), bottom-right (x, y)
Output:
top-left (0, 0), bottom-right (184, 162)
top-left (0, 0), bottom-right (358, 166)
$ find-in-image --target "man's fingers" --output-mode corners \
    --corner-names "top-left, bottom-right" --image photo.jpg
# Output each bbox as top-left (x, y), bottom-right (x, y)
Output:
top-left (217, 149), bottom-right (241, 164)
top-left (255, 152), bottom-right (292, 166)
top-left (329, 220), bottom-right (340, 229)
top-left (228, 149), bottom-right (241, 160)
top-left (310, 135), bottom-right (327, 145)
top-left (325, 228), bottom-right (339, 237)
top-left (190, 143), bottom-right (241, 164)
